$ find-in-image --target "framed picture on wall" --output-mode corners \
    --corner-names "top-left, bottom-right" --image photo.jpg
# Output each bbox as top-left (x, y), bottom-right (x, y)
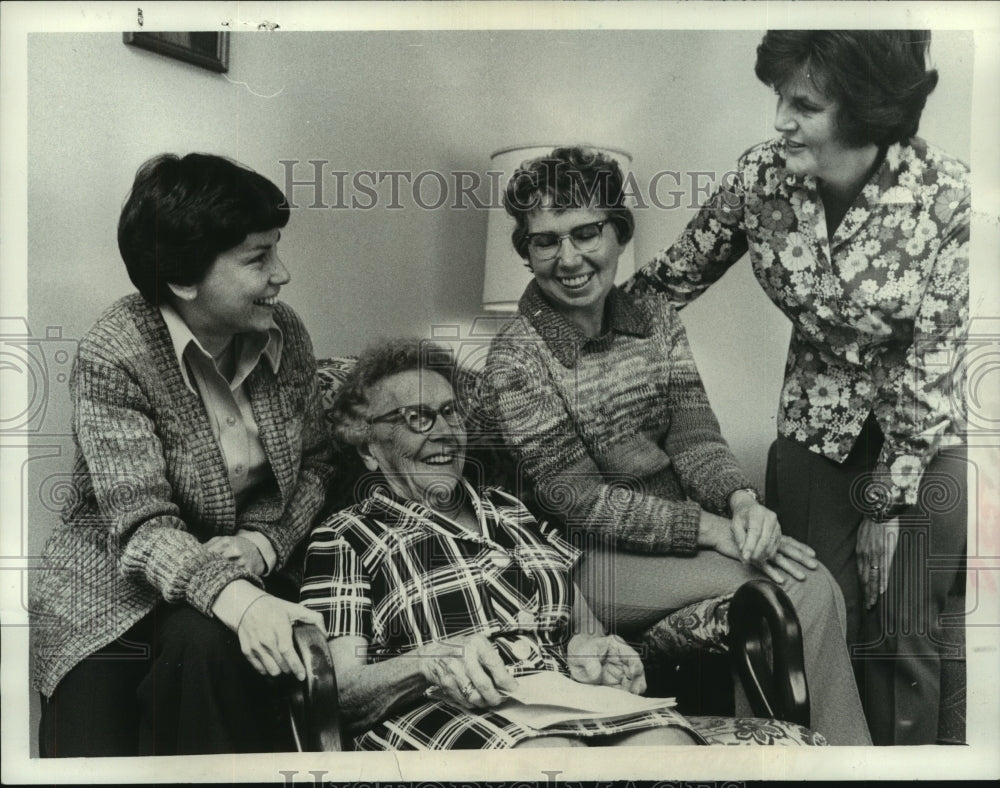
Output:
top-left (123, 31), bottom-right (229, 72)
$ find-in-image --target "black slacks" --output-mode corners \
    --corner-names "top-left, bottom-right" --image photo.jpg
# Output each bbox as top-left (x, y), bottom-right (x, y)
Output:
top-left (766, 415), bottom-right (967, 745)
top-left (39, 603), bottom-right (292, 757)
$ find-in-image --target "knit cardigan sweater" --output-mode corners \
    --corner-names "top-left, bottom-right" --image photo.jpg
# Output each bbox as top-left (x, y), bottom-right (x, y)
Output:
top-left (31, 294), bottom-right (333, 697)
top-left (482, 282), bottom-right (752, 556)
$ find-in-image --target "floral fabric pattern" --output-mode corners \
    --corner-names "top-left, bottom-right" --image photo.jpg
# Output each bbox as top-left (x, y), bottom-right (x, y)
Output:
top-left (626, 137), bottom-right (970, 516)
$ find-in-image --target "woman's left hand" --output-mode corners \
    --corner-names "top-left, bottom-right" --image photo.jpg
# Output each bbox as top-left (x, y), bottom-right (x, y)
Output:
top-left (729, 497), bottom-right (782, 564)
top-left (236, 595), bottom-right (325, 682)
top-left (856, 516), bottom-right (900, 609)
top-left (206, 535), bottom-right (266, 575)
top-left (567, 633), bottom-right (646, 695)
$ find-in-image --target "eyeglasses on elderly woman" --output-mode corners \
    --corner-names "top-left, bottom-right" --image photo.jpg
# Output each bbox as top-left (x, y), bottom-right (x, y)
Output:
top-left (368, 401), bottom-right (465, 434)
top-left (524, 219), bottom-right (612, 260)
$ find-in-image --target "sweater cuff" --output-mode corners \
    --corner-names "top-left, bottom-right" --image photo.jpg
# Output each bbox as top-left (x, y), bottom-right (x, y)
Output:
top-left (659, 499), bottom-right (702, 555)
top-left (186, 556), bottom-right (263, 617)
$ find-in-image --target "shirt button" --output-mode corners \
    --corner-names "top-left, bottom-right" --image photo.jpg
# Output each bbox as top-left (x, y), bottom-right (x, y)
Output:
top-left (516, 610), bottom-right (536, 627)
top-left (234, 464), bottom-right (244, 475)
top-left (226, 416), bottom-right (237, 427)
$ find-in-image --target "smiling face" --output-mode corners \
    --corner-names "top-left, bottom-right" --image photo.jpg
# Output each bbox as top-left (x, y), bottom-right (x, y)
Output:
top-left (525, 206), bottom-right (622, 336)
top-left (362, 370), bottom-right (468, 507)
top-left (168, 228), bottom-right (289, 355)
top-left (773, 69), bottom-right (861, 182)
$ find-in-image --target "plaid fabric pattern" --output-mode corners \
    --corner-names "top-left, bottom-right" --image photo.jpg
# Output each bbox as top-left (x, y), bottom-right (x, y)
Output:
top-left (301, 483), bottom-right (825, 750)
top-left (301, 482), bottom-right (580, 672)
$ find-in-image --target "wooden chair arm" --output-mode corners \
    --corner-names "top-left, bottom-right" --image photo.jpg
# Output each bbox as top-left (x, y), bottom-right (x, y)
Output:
top-left (288, 622), bottom-right (345, 752)
top-left (727, 578), bottom-right (810, 728)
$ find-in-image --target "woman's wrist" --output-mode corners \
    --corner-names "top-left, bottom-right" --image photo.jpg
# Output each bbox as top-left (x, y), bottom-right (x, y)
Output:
top-left (696, 511), bottom-right (729, 549)
top-left (728, 487), bottom-right (759, 513)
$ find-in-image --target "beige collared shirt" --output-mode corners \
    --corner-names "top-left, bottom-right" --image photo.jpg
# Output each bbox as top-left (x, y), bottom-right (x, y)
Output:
top-left (160, 303), bottom-right (283, 574)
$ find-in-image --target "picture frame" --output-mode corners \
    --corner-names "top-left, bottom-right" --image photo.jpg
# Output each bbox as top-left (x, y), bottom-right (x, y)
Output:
top-left (123, 31), bottom-right (229, 73)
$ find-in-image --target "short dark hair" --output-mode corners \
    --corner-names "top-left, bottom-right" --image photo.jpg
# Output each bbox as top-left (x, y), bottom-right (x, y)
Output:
top-left (117, 153), bottom-right (290, 304)
top-left (503, 146), bottom-right (634, 261)
top-left (755, 30), bottom-right (939, 148)
top-left (330, 338), bottom-right (462, 450)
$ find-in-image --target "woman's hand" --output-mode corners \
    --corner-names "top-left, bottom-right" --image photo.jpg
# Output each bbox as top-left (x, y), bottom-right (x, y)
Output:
top-left (417, 634), bottom-right (518, 709)
top-left (729, 494), bottom-right (781, 563)
top-left (857, 516), bottom-right (900, 609)
top-left (699, 511), bottom-right (818, 584)
top-left (236, 595), bottom-right (325, 682)
top-left (206, 535), bottom-right (266, 576)
top-left (567, 633), bottom-right (646, 695)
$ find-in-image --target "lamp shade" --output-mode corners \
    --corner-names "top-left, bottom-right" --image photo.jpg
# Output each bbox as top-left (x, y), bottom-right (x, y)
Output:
top-left (481, 144), bottom-right (635, 313)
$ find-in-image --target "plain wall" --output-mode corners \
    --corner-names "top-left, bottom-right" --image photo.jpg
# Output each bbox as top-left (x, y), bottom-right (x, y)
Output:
top-left (26, 30), bottom-right (973, 560)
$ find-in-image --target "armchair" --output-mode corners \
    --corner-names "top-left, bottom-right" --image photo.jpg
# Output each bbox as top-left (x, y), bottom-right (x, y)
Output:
top-left (291, 359), bottom-right (814, 751)
top-left (286, 578), bottom-right (809, 751)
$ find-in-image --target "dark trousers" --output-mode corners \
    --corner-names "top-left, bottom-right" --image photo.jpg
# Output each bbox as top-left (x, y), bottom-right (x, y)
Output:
top-left (39, 603), bottom-right (293, 757)
top-left (766, 415), bottom-right (967, 745)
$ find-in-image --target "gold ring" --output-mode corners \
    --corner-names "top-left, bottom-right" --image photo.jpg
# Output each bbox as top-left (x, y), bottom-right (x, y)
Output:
top-left (460, 682), bottom-right (475, 698)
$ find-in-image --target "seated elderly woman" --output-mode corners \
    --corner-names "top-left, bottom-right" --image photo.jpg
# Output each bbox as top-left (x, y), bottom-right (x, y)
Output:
top-left (299, 339), bottom-right (824, 750)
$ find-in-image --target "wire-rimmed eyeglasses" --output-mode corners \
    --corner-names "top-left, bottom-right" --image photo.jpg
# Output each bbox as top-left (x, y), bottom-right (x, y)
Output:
top-left (524, 220), bottom-right (611, 261)
top-left (368, 402), bottom-right (465, 434)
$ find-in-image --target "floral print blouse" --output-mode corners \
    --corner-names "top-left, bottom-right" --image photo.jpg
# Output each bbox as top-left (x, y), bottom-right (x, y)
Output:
top-left (625, 137), bottom-right (970, 518)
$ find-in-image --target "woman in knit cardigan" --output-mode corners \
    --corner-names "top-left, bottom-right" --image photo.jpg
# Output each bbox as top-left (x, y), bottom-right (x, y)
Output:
top-left (481, 146), bottom-right (869, 744)
top-left (31, 153), bottom-right (333, 756)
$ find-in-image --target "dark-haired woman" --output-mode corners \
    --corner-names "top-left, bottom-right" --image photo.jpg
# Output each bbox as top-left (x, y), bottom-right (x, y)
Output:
top-left (482, 146), bottom-right (870, 745)
top-left (31, 153), bottom-right (333, 756)
top-left (626, 30), bottom-right (969, 744)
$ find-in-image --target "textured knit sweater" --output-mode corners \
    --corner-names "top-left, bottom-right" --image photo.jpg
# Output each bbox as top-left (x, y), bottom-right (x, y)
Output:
top-left (30, 294), bottom-right (333, 697)
top-left (482, 282), bottom-right (752, 556)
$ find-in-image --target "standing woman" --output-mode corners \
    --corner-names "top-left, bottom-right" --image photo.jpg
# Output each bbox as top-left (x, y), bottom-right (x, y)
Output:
top-left (31, 153), bottom-right (333, 756)
top-left (626, 31), bottom-right (969, 744)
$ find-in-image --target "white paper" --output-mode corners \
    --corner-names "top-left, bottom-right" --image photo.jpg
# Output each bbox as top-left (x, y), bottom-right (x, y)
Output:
top-left (490, 672), bottom-right (681, 730)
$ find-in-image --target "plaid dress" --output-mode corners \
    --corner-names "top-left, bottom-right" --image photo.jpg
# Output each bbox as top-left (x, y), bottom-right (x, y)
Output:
top-left (300, 482), bottom-right (705, 749)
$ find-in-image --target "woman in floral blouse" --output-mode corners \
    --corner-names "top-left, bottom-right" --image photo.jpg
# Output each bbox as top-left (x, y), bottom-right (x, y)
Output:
top-left (626, 30), bottom-right (969, 745)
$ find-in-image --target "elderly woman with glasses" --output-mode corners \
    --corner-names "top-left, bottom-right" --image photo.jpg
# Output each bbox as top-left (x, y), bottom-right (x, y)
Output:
top-left (626, 31), bottom-right (969, 745)
top-left (480, 146), bottom-right (870, 744)
top-left (298, 339), bottom-right (826, 750)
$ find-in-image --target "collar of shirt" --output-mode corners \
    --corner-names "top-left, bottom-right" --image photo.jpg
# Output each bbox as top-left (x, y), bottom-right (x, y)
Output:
top-left (517, 280), bottom-right (652, 369)
top-left (366, 479), bottom-right (504, 548)
top-left (159, 302), bottom-right (283, 394)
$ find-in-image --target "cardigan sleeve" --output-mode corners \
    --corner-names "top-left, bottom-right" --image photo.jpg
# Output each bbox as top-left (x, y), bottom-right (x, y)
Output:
top-left (625, 159), bottom-right (750, 306)
top-left (654, 300), bottom-right (757, 515)
top-left (866, 190), bottom-right (971, 517)
top-left (71, 343), bottom-right (258, 617)
top-left (483, 335), bottom-right (703, 556)
top-left (234, 306), bottom-right (334, 570)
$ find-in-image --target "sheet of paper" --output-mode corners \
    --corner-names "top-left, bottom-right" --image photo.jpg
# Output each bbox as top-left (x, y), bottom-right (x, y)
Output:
top-left (487, 672), bottom-right (681, 730)
top-left (504, 671), bottom-right (677, 714)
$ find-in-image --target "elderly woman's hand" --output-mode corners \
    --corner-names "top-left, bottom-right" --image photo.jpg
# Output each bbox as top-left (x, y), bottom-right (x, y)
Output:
top-left (206, 535), bottom-right (266, 576)
top-left (857, 516), bottom-right (900, 609)
top-left (237, 595), bottom-right (325, 682)
top-left (418, 634), bottom-right (518, 709)
top-left (567, 633), bottom-right (646, 695)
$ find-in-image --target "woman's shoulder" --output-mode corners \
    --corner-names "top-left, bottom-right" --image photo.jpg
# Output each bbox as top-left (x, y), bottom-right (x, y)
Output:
top-left (485, 313), bottom-right (544, 366)
top-left (896, 138), bottom-right (971, 189)
top-left (735, 138), bottom-right (785, 172)
top-left (77, 294), bottom-right (162, 361)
